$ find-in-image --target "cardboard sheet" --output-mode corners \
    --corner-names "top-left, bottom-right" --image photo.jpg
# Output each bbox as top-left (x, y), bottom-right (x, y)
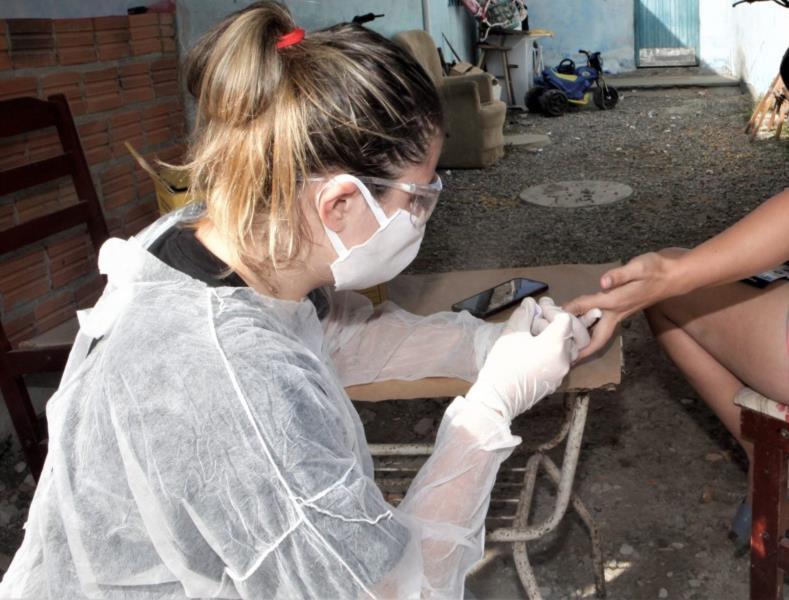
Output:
top-left (346, 263), bottom-right (623, 401)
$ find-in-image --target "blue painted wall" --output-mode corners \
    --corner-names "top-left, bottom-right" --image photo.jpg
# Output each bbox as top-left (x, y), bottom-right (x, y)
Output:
top-left (0, 0), bottom-right (475, 67)
top-left (427, 1), bottom-right (476, 66)
top-left (177, 0), bottom-right (475, 65)
top-left (174, 0), bottom-right (475, 127)
top-left (526, 0), bottom-right (637, 73)
top-left (177, 0), bottom-right (418, 59)
top-left (3, 0), bottom-right (781, 95)
top-left (526, 0), bottom-right (728, 74)
top-left (524, 0), bottom-right (784, 94)
top-left (528, 0), bottom-right (735, 75)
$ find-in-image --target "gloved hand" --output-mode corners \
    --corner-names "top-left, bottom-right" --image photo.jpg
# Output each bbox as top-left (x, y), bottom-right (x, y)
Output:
top-left (466, 297), bottom-right (575, 424)
top-left (530, 297), bottom-right (601, 361)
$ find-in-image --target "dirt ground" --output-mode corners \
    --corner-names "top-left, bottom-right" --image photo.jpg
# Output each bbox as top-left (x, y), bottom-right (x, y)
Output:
top-left (0, 85), bottom-right (786, 598)
top-left (369, 85), bottom-right (787, 599)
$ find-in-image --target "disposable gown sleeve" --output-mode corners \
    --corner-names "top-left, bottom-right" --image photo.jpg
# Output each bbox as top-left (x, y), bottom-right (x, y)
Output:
top-left (216, 330), bottom-right (520, 598)
top-left (105, 308), bottom-right (517, 599)
top-left (392, 396), bottom-right (520, 597)
top-left (321, 289), bottom-right (505, 387)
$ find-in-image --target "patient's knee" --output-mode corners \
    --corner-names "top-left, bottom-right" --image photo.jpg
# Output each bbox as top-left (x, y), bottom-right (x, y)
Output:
top-left (644, 301), bottom-right (671, 336)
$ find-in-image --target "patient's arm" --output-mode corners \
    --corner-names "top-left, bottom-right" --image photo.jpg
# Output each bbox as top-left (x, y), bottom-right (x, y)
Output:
top-left (566, 188), bottom-right (789, 358)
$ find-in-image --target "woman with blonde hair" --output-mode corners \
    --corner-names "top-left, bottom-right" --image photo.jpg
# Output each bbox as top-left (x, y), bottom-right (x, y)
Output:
top-left (1, 3), bottom-right (592, 598)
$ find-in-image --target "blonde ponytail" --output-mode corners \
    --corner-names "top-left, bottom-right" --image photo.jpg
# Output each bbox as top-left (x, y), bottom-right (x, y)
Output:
top-left (177, 1), bottom-right (442, 271)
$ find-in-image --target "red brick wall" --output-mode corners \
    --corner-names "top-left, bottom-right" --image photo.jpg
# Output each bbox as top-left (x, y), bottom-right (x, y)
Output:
top-left (0, 12), bottom-right (185, 347)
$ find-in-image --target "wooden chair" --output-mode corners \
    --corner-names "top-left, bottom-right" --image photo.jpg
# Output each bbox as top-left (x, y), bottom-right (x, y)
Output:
top-left (736, 388), bottom-right (789, 599)
top-left (0, 94), bottom-right (108, 480)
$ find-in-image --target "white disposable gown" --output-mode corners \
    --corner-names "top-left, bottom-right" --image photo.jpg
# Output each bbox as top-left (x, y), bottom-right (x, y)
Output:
top-left (0, 207), bottom-right (519, 599)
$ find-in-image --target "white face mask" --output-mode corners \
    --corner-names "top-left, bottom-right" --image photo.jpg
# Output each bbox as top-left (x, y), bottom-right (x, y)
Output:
top-left (318, 174), bottom-right (426, 291)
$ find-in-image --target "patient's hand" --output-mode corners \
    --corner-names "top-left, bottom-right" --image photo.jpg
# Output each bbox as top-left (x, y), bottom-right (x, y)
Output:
top-left (564, 250), bottom-right (685, 359)
top-left (529, 297), bottom-right (600, 362)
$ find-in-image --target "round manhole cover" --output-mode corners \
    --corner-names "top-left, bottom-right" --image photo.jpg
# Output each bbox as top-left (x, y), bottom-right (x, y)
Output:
top-left (520, 180), bottom-right (633, 208)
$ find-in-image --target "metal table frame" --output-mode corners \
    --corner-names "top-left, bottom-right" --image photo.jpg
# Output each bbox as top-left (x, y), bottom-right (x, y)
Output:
top-left (369, 392), bottom-right (605, 600)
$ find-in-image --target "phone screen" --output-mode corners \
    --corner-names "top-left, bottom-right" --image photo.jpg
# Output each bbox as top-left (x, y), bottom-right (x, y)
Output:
top-left (451, 278), bottom-right (549, 318)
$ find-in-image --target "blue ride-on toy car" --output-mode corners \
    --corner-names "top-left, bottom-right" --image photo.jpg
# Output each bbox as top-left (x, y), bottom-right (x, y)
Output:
top-left (527, 49), bottom-right (619, 117)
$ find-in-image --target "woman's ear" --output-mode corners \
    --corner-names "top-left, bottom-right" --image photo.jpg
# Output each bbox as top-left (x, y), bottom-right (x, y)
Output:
top-left (316, 180), bottom-right (361, 234)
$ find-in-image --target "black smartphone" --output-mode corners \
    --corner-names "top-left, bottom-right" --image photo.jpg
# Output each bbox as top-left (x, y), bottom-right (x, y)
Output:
top-left (451, 278), bottom-right (549, 319)
top-left (741, 263), bottom-right (789, 288)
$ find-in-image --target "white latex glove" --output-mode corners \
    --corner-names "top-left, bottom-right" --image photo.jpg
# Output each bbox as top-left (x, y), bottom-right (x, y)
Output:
top-left (466, 297), bottom-right (574, 424)
top-left (531, 297), bottom-right (601, 361)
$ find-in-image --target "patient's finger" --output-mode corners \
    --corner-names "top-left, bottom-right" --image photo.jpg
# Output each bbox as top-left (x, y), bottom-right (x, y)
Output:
top-left (565, 289), bottom-right (630, 314)
top-left (564, 293), bottom-right (600, 316)
top-left (602, 265), bottom-right (633, 290)
top-left (576, 312), bottom-right (618, 360)
top-left (537, 299), bottom-right (591, 352)
top-left (579, 308), bottom-right (602, 328)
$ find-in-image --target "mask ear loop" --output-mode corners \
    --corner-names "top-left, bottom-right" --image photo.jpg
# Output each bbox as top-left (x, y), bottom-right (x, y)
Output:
top-left (314, 175), bottom-right (391, 258)
top-left (333, 174), bottom-right (390, 224)
top-left (315, 179), bottom-right (350, 258)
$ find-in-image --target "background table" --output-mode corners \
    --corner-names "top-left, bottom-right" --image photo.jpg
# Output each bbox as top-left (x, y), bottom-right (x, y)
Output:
top-left (476, 29), bottom-right (554, 108)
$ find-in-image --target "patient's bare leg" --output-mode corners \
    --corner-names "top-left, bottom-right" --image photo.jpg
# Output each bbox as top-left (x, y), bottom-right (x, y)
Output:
top-left (644, 280), bottom-right (789, 484)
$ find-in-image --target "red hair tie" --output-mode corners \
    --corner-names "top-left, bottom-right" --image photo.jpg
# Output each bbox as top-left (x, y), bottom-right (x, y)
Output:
top-left (277, 27), bottom-right (305, 50)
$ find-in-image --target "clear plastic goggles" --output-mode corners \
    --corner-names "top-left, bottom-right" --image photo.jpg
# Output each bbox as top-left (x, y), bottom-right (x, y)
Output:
top-left (308, 174), bottom-right (443, 227)
top-left (358, 174), bottom-right (443, 227)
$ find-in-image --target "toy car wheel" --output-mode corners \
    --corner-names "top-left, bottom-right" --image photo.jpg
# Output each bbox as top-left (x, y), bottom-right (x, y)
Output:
top-left (525, 86), bottom-right (546, 113)
top-left (593, 85), bottom-right (619, 110)
top-left (539, 89), bottom-right (568, 117)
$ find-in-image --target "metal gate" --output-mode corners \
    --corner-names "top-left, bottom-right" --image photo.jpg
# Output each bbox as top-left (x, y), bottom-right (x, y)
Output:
top-left (635, 0), bottom-right (700, 67)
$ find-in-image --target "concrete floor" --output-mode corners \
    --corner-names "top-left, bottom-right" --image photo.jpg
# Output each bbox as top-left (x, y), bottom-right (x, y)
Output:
top-left (0, 85), bottom-right (787, 598)
top-left (608, 67), bottom-right (740, 90)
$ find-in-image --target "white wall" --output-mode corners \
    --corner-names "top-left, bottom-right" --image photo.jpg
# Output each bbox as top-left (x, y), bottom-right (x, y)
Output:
top-left (732, 2), bottom-right (789, 95)
top-left (699, 0), bottom-right (736, 76)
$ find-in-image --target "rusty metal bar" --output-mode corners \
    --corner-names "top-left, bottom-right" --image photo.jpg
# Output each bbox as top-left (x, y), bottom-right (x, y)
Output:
top-left (540, 453), bottom-right (606, 597)
top-left (514, 540), bottom-right (543, 600)
top-left (368, 392), bottom-right (604, 600)
top-left (369, 443), bottom-right (434, 457)
top-left (486, 393), bottom-right (589, 543)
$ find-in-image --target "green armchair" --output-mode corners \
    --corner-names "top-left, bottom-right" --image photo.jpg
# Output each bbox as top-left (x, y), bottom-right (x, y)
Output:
top-left (393, 30), bottom-right (507, 169)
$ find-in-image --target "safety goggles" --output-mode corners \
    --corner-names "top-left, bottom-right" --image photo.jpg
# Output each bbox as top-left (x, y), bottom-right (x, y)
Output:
top-left (358, 174), bottom-right (443, 227)
top-left (308, 173), bottom-right (443, 227)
